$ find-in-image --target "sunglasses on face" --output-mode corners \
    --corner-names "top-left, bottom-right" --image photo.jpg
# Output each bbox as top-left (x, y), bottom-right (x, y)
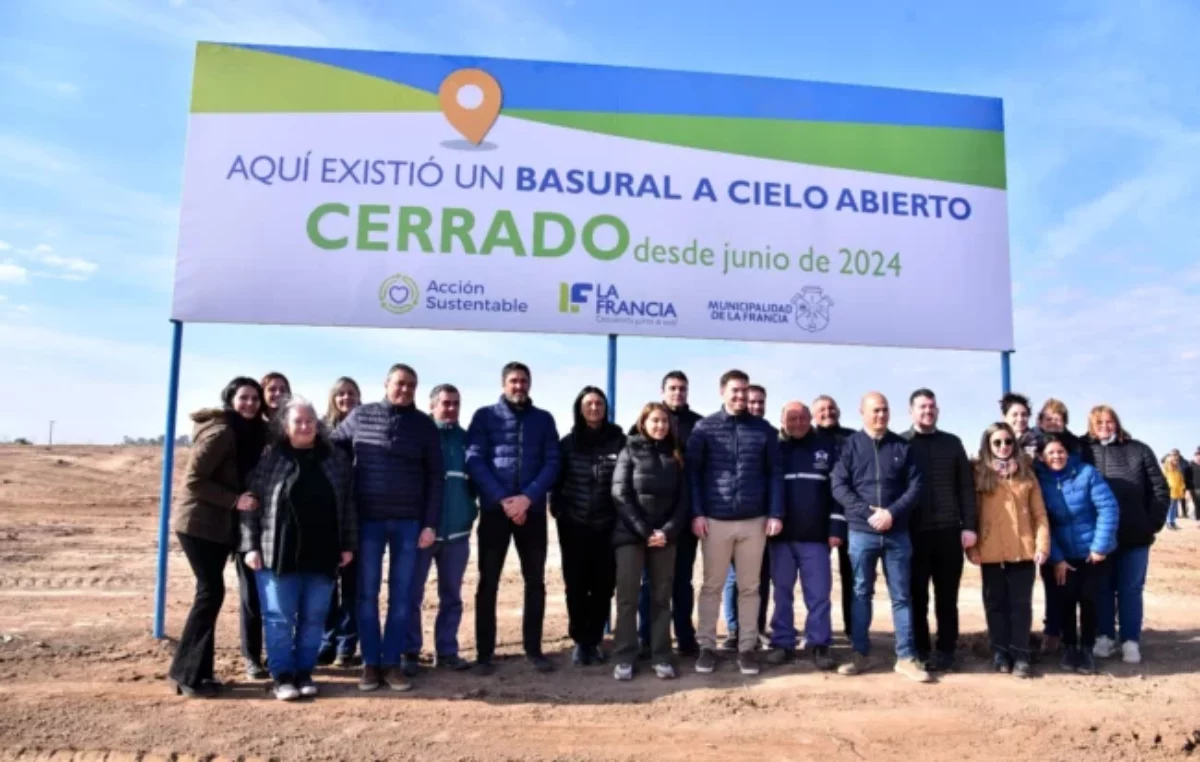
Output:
top-left (991, 438), bottom-right (1014, 447)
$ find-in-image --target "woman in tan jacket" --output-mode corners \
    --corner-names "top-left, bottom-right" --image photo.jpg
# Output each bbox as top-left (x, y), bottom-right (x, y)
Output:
top-left (967, 422), bottom-right (1050, 679)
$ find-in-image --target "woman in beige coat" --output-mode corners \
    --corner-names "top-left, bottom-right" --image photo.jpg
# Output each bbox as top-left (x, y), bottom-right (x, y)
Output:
top-left (967, 422), bottom-right (1050, 679)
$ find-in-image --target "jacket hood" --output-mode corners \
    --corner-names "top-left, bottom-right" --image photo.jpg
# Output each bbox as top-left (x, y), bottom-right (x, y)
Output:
top-left (191, 407), bottom-right (227, 424)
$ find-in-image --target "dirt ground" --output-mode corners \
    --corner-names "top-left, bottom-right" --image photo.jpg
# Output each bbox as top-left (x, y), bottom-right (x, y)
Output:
top-left (1, 445), bottom-right (1199, 762)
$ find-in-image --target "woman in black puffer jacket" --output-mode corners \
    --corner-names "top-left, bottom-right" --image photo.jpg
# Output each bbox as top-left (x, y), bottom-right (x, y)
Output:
top-left (551, 386), bottom-right (626, 667)
top-left (610, 402), bottom-right (689, 681)
top-left (1081, 405), bottom-right (1169, 665)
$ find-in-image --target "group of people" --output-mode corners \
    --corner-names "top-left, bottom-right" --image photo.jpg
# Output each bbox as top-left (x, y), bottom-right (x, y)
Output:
top-left (165, 362), bottom-right (1174, 701)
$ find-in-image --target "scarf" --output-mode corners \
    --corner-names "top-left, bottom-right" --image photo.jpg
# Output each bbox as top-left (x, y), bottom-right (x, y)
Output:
top-left (992, 458), bottom-right (1014, 479)
top-left (225, 410), bottom-right (267, 487)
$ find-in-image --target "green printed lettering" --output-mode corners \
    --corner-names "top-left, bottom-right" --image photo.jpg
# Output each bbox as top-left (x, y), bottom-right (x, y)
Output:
top-left (356, 204), bottom-right (390, 251)
top-left (532, 212), bottom-right (575, 257)
top-left (307, 203), bottom-right (350, 250)
top-left (397, 206), bottom-right (434, 253)
top-left (582, 214), bottom-right (629, 261)
top-left (440, 208), bottom-right (477, 254)
top-left (480, 210), bottom-right (527, 255)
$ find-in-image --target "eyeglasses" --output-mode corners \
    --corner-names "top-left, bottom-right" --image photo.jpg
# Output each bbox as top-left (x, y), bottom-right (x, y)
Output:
top-left (991, 438), bottom-right (1014, 447)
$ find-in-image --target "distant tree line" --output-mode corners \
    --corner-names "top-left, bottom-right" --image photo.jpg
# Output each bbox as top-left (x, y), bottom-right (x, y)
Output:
top-left (122, 435), bottom-right (192, 447)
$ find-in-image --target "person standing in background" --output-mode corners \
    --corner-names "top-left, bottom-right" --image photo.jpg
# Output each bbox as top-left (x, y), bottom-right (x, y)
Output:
top-left (402, 384), bottom-right (478, 674)
top-left (553, 386), bottom-right (625, 666)
top-left (812, 395), bottom-right (857, 640)
top-left (319, 376), bottom-right (362, 667)
top-left (903, 389), bottom-right (976, 673)
top-left (1082, 405), bottom-right (1169, 666)
top-left (1164, 454), bottom-right (1186, 530)
top-left (1001, 393), bottom-right (1039, 461)
top-left (466, 362), bottom-right (561, 675)
top-left (1031, 397), bottom-right (1081, 655)
top-left (1190, 448), bottom-right (1200, 521)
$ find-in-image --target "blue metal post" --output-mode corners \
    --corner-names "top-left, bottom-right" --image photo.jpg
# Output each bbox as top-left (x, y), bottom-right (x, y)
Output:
top-left (1001, 351), bottom-right (1012, 395)
top-left (153, 320), bottom-right (185, 639)
top-left (606, 334), bottom-right (618, 422)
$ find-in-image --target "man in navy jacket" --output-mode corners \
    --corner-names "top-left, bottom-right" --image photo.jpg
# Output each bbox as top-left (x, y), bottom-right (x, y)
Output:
top-left (465, 362), bottom-right (561, 674)
top-left (764, 401), bottom-right (844, 671)
top-left (331, 363), bottom-right (443, 693)
top-left (687, 369), bottom-right (782, 676)
top-left (830, 391), bottom-right (931, 682)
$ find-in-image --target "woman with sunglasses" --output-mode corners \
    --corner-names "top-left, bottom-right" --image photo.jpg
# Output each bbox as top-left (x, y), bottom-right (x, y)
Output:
top-left (968, 423), bottom-right (1049, 678)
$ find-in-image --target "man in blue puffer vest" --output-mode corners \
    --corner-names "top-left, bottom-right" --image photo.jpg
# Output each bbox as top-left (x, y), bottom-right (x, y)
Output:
top-left (330, 363), bottom-right (444, 693)
top-left (763, 401), bottom-right (844, 671)
top-left (688, 369), bottom-right (783, 677)
top-left (831, 391), bottom-right (931, 683)
top-left (401, 383), bottom-right (479, 676)
top-left (466, 361), bottom-right (561, 675)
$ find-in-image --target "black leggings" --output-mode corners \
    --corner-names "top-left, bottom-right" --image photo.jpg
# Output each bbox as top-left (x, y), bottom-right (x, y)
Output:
top-left (168, 533), bottom-right (229, 687)
top-left (1058, 557), bottom-right (1109, 650)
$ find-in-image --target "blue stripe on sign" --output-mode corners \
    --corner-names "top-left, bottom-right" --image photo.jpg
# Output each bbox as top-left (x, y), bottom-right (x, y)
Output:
top-left (233, 43), bottom-right (1004, 131)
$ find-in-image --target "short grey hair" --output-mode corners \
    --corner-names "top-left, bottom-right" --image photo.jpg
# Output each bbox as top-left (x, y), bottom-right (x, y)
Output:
top-left (275, 395), bottom-right (329, 443)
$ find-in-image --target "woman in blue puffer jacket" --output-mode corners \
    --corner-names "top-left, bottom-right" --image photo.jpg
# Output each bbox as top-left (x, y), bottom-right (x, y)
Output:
top-left (1036, 433), bottom-right (1119, 676)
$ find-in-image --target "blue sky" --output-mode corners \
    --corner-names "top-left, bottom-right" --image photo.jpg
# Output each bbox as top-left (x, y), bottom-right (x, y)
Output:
top-left (0, 0), bottom-right (1196, 457)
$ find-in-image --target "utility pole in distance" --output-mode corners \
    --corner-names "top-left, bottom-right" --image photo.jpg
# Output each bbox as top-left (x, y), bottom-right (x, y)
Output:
top-left (48, 420), bottom-right (55, 447)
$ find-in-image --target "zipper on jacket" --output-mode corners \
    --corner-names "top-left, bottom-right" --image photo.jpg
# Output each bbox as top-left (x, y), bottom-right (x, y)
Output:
top-left (873, 437), bottom-right (882, 509)
top-left (515, 419), bottom-right (524, 493)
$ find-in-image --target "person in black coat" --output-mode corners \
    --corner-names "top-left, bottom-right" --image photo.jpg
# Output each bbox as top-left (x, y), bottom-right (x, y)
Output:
top-left (1081, 405), bottom-right (1169, 665)
top-left (611, 403), bottom-right (689, 680)
top-left (551, 386), bottom-right (626, 666)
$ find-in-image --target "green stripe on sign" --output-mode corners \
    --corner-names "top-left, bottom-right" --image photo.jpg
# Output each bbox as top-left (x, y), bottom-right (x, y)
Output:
top-left (191, 43), bottom-right (440, 113)
top-left (505, 110), bottom-right (1007, 189)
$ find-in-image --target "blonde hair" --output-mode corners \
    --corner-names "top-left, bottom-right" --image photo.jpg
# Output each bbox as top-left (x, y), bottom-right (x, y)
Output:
top-left (1087, 404), bottom-right (1131, 442)
top-left (1039, 398), bottom-right (1069, 425)
top-left (324, 377), bottom-right (361, 428)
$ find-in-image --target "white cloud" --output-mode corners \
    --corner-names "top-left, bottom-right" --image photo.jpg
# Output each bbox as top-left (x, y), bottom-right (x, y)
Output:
top-left (0, 241), bottom-right (10, 250)
top-left (0, 262), bottom-right (29, 284)
top-left (6, 242), bottom-right (101, 280)
top-left (0, 64), bottom-right (80, 98)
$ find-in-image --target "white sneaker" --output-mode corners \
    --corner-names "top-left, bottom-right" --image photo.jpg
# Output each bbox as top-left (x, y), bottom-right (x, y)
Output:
top-left (273, 682), bottom-right (301, 701)
top-left (613, 663), bottom-right (634, 681)
top-left (1121, 641), bottom-right (1142, 664)
top-left (1093, 636), bottom-right (1116, 659)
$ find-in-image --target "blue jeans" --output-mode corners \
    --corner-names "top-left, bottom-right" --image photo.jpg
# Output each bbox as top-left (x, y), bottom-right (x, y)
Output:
top-left (769, 541), bottom-right (833, 649)
top-left (320, 559), bottom-right (358, 658)
top-left (357, 519), bottom-right (421, 667)
top-left (1168, 500), bottom-right (1180, 526)
top-left (1096, 545), bottom-right (1150, 644)
top-left (256, 569), bottom-right (335, 679)
top-left (848, 530), bottom-right (915, 658)
top-left (404, 538), bottom-right (471, 657)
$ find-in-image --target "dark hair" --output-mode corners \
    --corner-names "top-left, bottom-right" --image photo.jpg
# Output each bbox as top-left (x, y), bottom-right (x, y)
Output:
top-left (260, 372), bottom-right (290, 392)
top-left (661, 370), bottom-right (688, 389)
top-left (1038, 431), bottom-right (1071, 454)
top-left (222, 377), bottom-right (264, 410)
top-left (636, 402), bottom-right (682, 466)
top-left (909, 388), bottom-right (936, 405)
top-left (748, 384), bottom-right (766, 396)
top-left (430, 383), bottom-right (460, 401)
top-left (387, 363), bottom-right (418, 382)
top-left (502, 361), bottom-right (531, 382)
top-left (571, 386), bottom-right (608, 433)
top-left (1000, 392), bottom-right (1031, 416)
top-left (719, 369), bottom-right (749, 388)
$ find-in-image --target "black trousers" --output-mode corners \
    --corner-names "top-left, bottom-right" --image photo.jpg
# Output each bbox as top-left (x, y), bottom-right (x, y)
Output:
top-left (837, 541), bottom-right (853, 637)
top-left (615, 543), bottom-right (675, 665)
top-left (475, 509), bottom-right (548, 659)
top-left (234, 551), bottom-right (263, 666)
top-left (557, 519), bottom-right (615, 648)
top-left (981, 561), bottom-right (1035, 658)
top-left (168, 533), bottom-right (229, 687)
top-left (1059, 557), bottom-right (1109, 649)
top-left (911, 527), bottom-right (964, 656)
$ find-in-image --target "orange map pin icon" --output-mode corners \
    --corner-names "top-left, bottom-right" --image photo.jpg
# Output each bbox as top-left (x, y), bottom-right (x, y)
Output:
top-left (439, 69), bottom-right (503, 145)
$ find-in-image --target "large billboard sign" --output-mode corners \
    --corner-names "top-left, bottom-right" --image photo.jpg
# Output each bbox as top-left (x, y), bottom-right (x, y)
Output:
top-left (173, 43), bottom-right (1013, 351)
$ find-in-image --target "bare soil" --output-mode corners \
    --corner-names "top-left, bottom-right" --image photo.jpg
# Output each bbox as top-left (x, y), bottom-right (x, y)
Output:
top-left (1, 445), bottom-right (1198, 761)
